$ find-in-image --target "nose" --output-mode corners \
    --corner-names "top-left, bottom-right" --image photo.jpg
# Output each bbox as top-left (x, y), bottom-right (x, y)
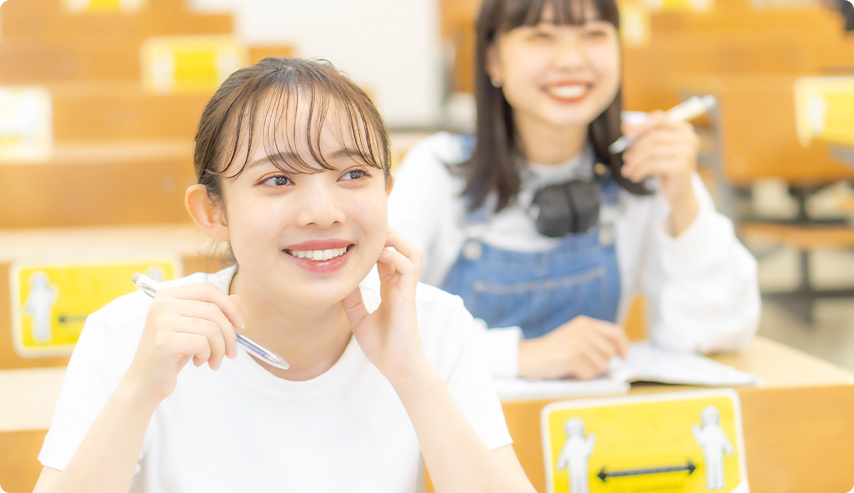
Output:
top-left (294, 177), bottom-right (346, 229)
top-left (552, 32), bottom-right (587, 70)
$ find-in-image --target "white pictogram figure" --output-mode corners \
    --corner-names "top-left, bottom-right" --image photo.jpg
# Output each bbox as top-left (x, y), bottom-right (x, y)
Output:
top-left (556, 417), bottom-right (595, 493)
top-left (22, 271), bottom-right (58, 343)
top-left (692, 405), bottom-right (734, 490)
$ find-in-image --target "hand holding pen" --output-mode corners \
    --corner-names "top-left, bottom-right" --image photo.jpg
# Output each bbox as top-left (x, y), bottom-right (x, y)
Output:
top-left (617, 96), bottom-right (714, 234)
top-left (126, 274), bottom-right (288, 405)
top-left (609, 95), bottom-right (715, 154)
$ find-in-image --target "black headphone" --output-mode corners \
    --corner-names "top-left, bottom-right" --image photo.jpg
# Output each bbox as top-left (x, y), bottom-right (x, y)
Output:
top-left (530, 163), bottom-right (609, 238)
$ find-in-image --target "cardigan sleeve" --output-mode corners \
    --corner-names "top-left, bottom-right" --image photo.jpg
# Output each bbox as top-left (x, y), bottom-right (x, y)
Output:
top-left (639, 174), bottom-right (760, 353)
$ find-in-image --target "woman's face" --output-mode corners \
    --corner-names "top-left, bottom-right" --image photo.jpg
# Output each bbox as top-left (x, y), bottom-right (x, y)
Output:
top-left (487, 3), bottom-right (621, 134)
top-left (217, 101), bottom-right (389, 309)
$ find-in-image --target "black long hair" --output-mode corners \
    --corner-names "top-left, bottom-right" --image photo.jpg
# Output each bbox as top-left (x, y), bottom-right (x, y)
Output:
top-left (464, 0), bottom-right (650, 213)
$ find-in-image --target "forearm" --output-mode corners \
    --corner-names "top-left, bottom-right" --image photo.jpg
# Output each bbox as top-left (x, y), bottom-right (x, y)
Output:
top-left (39, 377), bottom-right (158, 493)
top-left (391, 365), bottom-right (534, 493)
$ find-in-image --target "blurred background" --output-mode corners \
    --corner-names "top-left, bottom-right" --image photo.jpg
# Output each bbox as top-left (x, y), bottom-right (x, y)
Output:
top-left (0, 0), bottom-right (853, 488)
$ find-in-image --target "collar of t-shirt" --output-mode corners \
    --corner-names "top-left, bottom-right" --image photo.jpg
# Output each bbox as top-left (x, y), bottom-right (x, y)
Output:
top-left (210, 265), bottom-right (373, 401)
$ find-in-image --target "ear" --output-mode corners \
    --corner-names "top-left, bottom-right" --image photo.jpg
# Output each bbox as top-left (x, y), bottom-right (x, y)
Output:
top-left (485, 42), bottom-right (503, 85)
top-left (185, 184), bottom-right (230, 242)
top-left (385, 173), bottom-right (395, 197)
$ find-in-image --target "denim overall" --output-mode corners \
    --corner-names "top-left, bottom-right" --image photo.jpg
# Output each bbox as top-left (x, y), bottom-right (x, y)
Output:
top-left (441, 179), bottom-right (621, 339)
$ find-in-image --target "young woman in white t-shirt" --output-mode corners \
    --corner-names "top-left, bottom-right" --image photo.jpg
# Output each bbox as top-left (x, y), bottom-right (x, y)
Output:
top-left (33, 58), bottom-right (535, 493)
top-left (389, 0), bottom-right (760, 381)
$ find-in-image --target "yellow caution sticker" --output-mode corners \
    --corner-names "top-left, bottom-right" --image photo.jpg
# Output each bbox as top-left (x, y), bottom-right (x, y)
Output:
top-left (618, 0), bottom-right (651, 47)
top-left (10, 254), bottom-right (182, 358)
top-left (141, 36), bottom-right (248, 94)
top-left (62, 0), bottom-right (148, 14)
top-left (0, 87), bottom-right (52, 160)
top-left (542, 389), bottom-right (747, 493)
top-left (794, 76), bottom-right (854, 147)
top-left (62, 0), bottom-right (147, 13)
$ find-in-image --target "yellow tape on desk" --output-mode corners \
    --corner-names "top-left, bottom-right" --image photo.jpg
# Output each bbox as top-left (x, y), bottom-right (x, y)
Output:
top-left (9, 254), bottom-right (181, 358)
top-left (141, 35), bottom-right (248, 94)
top-left (62, 0), bottom-right (147, 13)
top-left (795, 76), bottom-right (854, 147)
top-left (541, 389), bottom-right (747, 493)
top-left (0, 87), bottom-right (52, 160)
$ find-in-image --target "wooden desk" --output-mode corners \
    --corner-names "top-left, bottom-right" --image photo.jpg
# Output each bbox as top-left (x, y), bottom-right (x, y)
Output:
top-left (3, 337), bottom-right (852, 493)
top-left (503, 337), bottom-right (854, 493)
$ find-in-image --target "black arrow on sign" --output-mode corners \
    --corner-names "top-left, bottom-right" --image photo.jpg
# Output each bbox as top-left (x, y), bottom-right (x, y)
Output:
top-left (597, 460), bottom-right (696, 482)
top-left (58, 314), bottom-right (89, 324)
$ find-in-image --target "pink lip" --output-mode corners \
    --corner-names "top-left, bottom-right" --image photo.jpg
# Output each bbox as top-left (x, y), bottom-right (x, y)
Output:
top-left (543, 81), bottom-right (592, 104)
top-left (282, 239), bottom-right (354, 274)
top-left (284, 239), bottom-right (352, 250)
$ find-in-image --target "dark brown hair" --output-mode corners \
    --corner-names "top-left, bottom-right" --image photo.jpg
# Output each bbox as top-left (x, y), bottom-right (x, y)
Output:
top-left (465, 0), bottom-right (649, 212)
top-left (193, 57), bottom-right (391, 201)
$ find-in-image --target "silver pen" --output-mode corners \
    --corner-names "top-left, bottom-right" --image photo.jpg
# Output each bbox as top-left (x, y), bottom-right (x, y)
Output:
top-left (132, 273), bottom-right (290, 370)
top-left (609, 95), bottom-right (717, 154)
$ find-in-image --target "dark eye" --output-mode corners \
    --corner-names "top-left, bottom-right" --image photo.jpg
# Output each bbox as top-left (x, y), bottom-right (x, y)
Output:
top-left (263, 175), bottom-right (292, 187)
top-left (341, 168), bottom-right (370, 181)
top-left (584, 23), bottom-right (612, 38)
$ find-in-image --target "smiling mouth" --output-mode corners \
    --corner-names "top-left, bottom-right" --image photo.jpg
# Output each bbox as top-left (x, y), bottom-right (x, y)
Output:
top-left (284, 245), bottom-right (352, 261)
top-left (546, 85), bottom-right (588, 99)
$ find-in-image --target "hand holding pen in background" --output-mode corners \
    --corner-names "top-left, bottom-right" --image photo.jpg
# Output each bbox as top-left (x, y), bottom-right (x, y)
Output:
top-left (610, 95), bottom-right (716, 154)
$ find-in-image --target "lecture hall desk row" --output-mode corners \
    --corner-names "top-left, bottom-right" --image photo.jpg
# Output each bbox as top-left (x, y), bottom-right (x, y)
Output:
top-left (2, 336), bottom-right (853, 493)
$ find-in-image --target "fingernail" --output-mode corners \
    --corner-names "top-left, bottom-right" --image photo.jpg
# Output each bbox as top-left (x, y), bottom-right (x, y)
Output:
top-left (237, 314), bottom-right (245, 328)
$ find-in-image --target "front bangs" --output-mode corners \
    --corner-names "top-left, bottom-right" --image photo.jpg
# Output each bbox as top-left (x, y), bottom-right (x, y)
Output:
top-left (224, 79), bottom-right (386, 179)
top-left (501, 0), bottom-right (614, 30)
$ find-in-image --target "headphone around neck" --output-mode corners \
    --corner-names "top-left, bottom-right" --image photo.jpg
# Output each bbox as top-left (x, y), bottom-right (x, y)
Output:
top-left (530, 163), bottom-right (609, 238)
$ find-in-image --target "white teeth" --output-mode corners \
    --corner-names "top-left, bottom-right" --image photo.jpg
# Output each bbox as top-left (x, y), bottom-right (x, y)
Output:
top-left (549, 85), bottom-right (586, 99)
top-left (286, 247), bottom-right (348, 261)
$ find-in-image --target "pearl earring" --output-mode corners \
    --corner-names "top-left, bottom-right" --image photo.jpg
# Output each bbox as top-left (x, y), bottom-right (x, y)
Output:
top-left (490, 77), bottom-right (502, 88)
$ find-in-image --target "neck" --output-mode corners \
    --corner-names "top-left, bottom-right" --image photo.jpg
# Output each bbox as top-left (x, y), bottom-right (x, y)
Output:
top-left (231, 271), bottom-right (353, 381)
top-left (515, 114), bottom-right (589, 165)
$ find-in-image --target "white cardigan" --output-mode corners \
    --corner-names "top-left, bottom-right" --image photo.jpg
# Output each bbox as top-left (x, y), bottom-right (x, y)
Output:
top-left (388, 133), bottom-right (761, 378)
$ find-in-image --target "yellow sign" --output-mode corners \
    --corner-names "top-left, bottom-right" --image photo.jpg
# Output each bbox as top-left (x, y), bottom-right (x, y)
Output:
top-left (62, 0), bottom-right (147, 13)
top-left (795, 77), bottom-right (854, 148)
top-left (641, 0), bottom-right (712, 12)
top-left (619, 0), bottom-right (651, 47)
top-left (542, 389), bottom-right (747, 493)
top-left (0, 87), bottom-right (52, 160)
top-left (141, 36), bottom-right (248, 94)
top-left (10, 254), bottom-right (182, 358)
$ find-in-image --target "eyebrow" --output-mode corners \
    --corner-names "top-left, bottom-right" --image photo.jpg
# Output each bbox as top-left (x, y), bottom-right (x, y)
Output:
top-left (245, 147), bottom-right (370, 171)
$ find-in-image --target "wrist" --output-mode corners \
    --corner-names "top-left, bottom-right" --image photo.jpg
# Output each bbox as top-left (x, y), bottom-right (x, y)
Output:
top-left (116, 372), bottom-right (165, 413)
top-left (518, 338), bottom-right (551, 379)
top-left (668, 190), bottom-right (700, 236)
top-left (386, 357), bottom-right (442, 399)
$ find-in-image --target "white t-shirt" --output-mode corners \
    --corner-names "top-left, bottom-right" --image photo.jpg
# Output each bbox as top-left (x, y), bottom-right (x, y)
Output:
top-left (39, 266), bottom-right (511, 493)
top-left (389, 133), bottom-right (761, 377)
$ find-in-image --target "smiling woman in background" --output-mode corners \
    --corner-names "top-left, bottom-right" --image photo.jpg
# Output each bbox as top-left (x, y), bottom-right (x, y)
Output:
top-left (389, 0), bottom-right (760, 380)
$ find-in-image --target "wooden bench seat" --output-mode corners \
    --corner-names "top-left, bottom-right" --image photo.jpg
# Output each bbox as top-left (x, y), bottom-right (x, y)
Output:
top-left (740, 222), bottom-right (854, 249)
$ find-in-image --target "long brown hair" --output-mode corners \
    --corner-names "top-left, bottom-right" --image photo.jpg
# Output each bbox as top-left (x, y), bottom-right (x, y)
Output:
top-left (193, 57), bottom-right (391, 201)
top-left (465, 0), bottom-right (649, 213)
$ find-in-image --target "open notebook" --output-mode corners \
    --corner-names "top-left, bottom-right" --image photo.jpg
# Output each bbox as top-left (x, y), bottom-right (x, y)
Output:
top-left (493, 342), bottom-right (759, 401)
